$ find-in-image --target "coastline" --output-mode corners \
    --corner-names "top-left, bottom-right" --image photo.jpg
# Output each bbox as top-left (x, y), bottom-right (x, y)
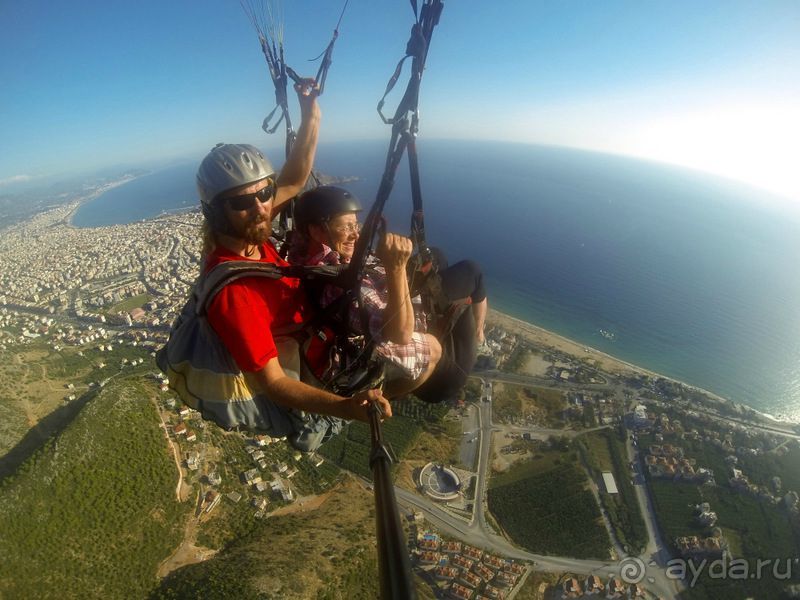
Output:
top-left (486, 308), bottom-right (798, 428)
top-left (66, 170), bottom-right (360, 229)
top-left (64, 174), bottom-right (142, 228)
top-left (487, 308), bottom-right (655, 378)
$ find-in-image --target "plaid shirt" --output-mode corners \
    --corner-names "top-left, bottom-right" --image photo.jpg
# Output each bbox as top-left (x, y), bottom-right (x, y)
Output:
top-left (296, 242), bottom-right (430, 380)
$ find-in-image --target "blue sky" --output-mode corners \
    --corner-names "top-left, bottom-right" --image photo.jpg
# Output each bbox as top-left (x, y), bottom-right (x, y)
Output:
top-left (1, 1), bottom-right (799, 200)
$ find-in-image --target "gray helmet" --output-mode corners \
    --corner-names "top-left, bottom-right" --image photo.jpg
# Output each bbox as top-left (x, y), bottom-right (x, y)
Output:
top-left (294, 186), bottom-right (362, 233)
top-left (196, 143), bottom-right (275, 207)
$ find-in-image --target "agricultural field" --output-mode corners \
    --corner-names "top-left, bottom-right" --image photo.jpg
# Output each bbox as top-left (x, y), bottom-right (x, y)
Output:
top-left (647, 479), bottom-right (704, 541)
top-left (487, 449), bottom-right (611, 560)
top-left (577, 428), bottom-right (648, 554)
top-left (318, 396), bottom-right (448, 479)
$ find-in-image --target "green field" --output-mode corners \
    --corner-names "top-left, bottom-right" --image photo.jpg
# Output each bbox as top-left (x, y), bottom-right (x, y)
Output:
top-left (491, 445), bottom-right (574, 487)
top-left (648, 477), bottom-right (800, 599)
top-left (488, 452), bottom-right (611, 559)
top-left (318, 415), bottom-right (421, 479)
top-left (577, 428), bottom-right (648, 554)
top-left (641, 428), bottom-right (800, 553)
top-left (648, 480), bottom-right (704, 541)
top-left (738, 443), bottom-right (800, 493)
top-left (108, 293), bottom-right (152, 314)
top-left (581, 430), bottom-right (614, 470)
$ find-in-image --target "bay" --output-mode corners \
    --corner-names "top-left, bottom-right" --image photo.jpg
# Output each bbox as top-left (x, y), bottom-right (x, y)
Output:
top-left (71, 162), bottom-right (198, 228)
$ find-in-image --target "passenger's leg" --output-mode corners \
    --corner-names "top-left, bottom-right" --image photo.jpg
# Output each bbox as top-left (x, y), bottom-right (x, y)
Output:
top-left (438, 258), bottom-right (486, 373)
top-left (473, 297), bottom-right (488, 344)
top-left (414, 257), bottom-right (489, 403)
top-left (384, 333), bottom-right (441, 398)
top-left (414, 309), bottom-right (476, 403)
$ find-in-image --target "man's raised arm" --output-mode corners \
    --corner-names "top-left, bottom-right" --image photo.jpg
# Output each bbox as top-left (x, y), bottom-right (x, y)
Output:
top-left (273, 78), bottom-right (321, 214)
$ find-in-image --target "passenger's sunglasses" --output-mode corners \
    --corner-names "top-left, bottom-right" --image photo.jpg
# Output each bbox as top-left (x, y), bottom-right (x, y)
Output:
top-left (224, 182), bottom-right (275, 211)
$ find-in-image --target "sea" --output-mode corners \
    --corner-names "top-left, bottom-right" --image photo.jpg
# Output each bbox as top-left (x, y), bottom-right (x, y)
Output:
top-left (72, 140), bottom-right (800, 423)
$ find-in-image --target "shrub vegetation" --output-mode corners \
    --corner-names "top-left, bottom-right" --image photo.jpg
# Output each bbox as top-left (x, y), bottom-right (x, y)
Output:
top-left (577, 427), bottom-right (648, 554)
top-left (318, 396), bottom-right (441, 478)
top-left (0, 381), bottom-right (188, 599)
top-left (488, 458), bottom-right (610, 559)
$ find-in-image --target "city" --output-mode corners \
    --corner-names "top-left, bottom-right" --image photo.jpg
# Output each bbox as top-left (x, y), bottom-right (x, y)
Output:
top-left (1, 197), bottom-right (799, 599)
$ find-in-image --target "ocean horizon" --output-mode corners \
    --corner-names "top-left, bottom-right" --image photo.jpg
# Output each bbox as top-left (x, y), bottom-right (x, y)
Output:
top-left (71, 140), bottom-right (800, 423)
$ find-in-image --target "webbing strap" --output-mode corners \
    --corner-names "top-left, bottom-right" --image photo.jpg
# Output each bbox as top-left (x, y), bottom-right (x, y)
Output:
top-left (246, 1), bottom-right (348, 247)
top-left (311, 0), bottom-right (349, 95)
top-left (257, 35), bottom-right (295, 143)
top-left (344, 1), bottom-right (444, 351)
top-left (196, 260), bottom-right (347, 317)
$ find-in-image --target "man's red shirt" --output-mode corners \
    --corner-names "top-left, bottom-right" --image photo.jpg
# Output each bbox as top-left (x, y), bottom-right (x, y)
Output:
top-left (205, 242), bottom-right (309, 372)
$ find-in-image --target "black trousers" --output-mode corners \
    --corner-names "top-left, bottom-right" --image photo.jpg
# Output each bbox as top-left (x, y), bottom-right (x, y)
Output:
top-left (415, 251), bottom-right (486, 404)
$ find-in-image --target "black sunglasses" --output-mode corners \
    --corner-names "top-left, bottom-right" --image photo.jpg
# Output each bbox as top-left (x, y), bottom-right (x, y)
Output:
top-left (224, 182), bottom-right (275, 211)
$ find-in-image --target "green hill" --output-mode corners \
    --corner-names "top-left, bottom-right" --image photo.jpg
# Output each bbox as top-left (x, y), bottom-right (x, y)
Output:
top-left (153, 477), bottom-right (381, 599)
top-left (0, 380), bottom-right (188, 599)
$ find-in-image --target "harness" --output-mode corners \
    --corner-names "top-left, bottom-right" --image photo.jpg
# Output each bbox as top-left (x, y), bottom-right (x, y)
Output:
top-left (344, 0), bottom-right (468, 351)
top-left (243, 0), bottom-right (462, 398)
top-left (196, 257), bottom-right (383, 396)
top-left (242, 0), bottom-right (350, 252)
top-left (231, 4), bottom-right (451, 597)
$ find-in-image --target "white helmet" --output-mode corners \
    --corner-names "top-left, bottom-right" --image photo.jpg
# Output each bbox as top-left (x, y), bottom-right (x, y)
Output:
top-left (196, 143), bottom-right (275, 208)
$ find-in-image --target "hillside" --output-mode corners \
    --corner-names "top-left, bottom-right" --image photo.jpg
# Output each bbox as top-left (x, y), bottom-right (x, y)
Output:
top-left (0, 379), bottom-right (188, 599)
top-left (153, 477), bottom-right (382, 599)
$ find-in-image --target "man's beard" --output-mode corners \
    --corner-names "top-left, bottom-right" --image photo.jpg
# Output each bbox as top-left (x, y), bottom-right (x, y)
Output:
top-left (240, 216), bottom-right (271, 246)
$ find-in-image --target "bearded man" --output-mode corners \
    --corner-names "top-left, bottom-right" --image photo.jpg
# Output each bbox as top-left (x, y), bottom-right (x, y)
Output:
top-left (194, 80), bottom-right (390, 451)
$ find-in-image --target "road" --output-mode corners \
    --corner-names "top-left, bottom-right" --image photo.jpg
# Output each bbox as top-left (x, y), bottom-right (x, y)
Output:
top-left (396, 364), bottom-right (800, 598)
top-left (482, 369), bottom-right (800, 442)
top-left (474, 369), bottom-right (610, 392)
top-left (687, 404), bottom-right (800, 441)
top-left (396, 374), bottom-right (681, 599)
top-left (395, 486), bottom-right (625, 575)
top-left (624, 435), bottom-right (686, 598)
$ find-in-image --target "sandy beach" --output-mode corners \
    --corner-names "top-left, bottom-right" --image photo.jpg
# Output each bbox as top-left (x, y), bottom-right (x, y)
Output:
top-left (486, 308), bottom-right (655, 378)
top-left (487, 308), bottom-right (800, 429)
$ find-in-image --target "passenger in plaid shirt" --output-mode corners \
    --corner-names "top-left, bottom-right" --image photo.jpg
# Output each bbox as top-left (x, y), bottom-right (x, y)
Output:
top-left (289, 187), bottom-right (442, 398)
